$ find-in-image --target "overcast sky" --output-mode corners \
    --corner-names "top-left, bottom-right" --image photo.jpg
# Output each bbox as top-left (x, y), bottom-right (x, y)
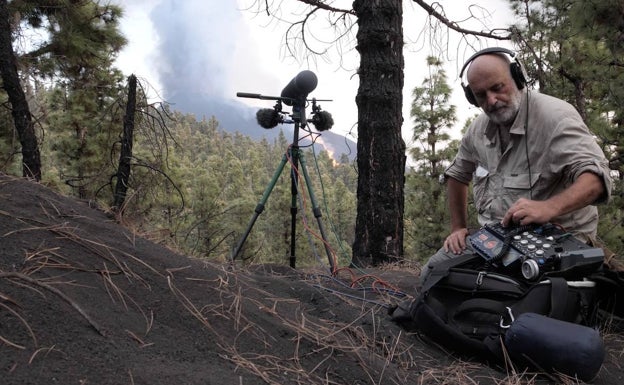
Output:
top-left (113, 0), bottom-right (515, 145)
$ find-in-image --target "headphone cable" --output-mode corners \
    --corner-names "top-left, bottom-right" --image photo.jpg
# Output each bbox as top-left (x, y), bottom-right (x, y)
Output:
top-left (524, 89), bottom-right (533, 200)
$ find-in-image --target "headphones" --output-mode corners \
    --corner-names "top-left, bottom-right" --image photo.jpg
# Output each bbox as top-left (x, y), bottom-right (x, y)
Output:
top-left (459, 47), bottom-right (528, 107)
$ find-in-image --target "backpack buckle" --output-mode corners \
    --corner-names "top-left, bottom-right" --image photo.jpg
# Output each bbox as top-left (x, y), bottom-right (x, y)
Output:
top-left (499, 307), bottom-right (515, 329)
top-left (476, 271), bottom-right (485, 286)
top-left (472, 271), bottom-right (487, 295)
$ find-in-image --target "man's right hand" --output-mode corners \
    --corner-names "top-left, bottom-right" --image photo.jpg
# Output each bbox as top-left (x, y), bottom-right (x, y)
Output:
top-left (444, 228), bottom-right (469, 254)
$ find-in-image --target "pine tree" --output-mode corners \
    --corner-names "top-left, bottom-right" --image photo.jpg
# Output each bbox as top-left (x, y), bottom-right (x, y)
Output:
top-left (405, 56), bottom-right (458, 260)
top-left (2, 1), bottom-right (127, 184)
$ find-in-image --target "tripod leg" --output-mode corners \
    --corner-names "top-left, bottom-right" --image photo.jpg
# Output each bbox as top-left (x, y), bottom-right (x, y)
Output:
top-left (298, 152), bottom-right (336, 272)
top-left (289, 147), bottom-right (299, 268)
top-left (230, 154), bottom-right (289, 261)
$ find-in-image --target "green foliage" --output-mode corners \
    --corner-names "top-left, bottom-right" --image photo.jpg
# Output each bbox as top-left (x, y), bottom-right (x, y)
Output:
top-left (104, 111), bottom-right (359, 266)
top-left (404, 56), bottom-right (459, 261)
top-left (408, 56), bottom-right (457, 176)
top-left (10, 0), bottom-right (127, 77)
top-left (2, 0), bottom-right (127, 193)
top-left (44, 71), bottom-right (126, 198)
top-left (404, 173), bottom-right (447, 260)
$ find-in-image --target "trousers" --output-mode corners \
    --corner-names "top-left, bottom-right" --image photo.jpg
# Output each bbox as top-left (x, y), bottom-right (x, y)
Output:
top-left (418, 235), bottom-right (476, 286)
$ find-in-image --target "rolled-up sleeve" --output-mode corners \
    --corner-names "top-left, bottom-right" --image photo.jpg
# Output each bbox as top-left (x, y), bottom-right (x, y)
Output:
top-left (444, 157), bottom-right (476, 185)
top-left (548, 116), bottom-right (612, 204)
top-left (444, 124), bottom-right (480, 185)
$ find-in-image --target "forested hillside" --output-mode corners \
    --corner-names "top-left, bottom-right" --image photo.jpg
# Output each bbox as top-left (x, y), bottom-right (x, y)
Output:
top-left (44, 106), bottom-right (361, 267)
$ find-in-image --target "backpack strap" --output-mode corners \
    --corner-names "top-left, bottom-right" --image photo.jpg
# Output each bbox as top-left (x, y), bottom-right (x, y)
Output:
top-left (547, 277), bottom-right (568, 320)
top-left (453, 278), bottom-right (570, 322)
top-left (454, 298), bottom-right (507, 318)
top-left (421, 254), bottom-right (481, 293)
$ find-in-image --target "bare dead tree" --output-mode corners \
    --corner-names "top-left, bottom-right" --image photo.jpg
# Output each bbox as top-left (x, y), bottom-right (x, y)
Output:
top-left (113, 74), bottom-right (137, 209)
top-left (102, 75), bottom-right (185, 232)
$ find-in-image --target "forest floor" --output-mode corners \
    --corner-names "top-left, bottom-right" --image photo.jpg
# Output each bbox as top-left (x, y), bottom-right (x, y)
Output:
top-left (0, 172), bottom-right (623, 385)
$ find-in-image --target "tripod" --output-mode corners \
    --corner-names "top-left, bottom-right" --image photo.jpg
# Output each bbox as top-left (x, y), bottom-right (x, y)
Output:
top-left (230, 103), bottom-right (335, 271)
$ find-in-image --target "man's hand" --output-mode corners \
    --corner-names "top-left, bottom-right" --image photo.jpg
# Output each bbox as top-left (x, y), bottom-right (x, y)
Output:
top-left (501, 198), bottom-right (556, 227)
top-left (444, 228), bottom-right (469, 254)
top-left (502, 172), bottom-right (605, 227)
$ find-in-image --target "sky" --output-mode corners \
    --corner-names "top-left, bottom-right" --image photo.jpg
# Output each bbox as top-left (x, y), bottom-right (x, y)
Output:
top-left (113, 0), bottom-right (517, 147)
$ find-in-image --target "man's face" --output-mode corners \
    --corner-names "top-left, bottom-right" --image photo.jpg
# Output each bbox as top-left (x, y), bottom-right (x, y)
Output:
top-left (467, 56), bottom-right (522, 126)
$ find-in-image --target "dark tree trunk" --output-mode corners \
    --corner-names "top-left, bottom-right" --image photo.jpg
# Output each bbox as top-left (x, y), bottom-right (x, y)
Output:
top-left (352, 0), bottom-right (406, 266)
top-left (113, 74), bottom-right (137, 209)
top-left (0, 0), bottom-right (41, 180)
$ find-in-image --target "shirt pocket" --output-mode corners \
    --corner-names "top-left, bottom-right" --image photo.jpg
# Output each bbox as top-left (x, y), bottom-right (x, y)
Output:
top-left (502, 173), bottom-right (541, 203)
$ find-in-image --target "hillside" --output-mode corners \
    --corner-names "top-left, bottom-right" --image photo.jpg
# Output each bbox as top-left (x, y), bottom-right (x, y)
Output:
top-left (0, 173), bottom-right (622, 385)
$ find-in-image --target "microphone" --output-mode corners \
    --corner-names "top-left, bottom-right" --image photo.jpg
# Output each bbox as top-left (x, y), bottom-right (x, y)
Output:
top-left (280, 70), bottom-right (318, 106)
top-left (256, 108), bottom-right (281, 129)
top-left (311, 110), bottom-right (334, 131)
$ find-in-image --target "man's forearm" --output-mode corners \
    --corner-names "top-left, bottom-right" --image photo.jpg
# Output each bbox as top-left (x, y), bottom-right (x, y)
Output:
top-left (545, 172), bottom-right (605, 218)
top-left (447, 177), bottom-right (469, 231)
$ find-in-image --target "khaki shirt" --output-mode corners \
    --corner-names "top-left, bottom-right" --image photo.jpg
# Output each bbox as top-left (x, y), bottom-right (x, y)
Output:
top-left (445, 90), bottom-right (612, 240)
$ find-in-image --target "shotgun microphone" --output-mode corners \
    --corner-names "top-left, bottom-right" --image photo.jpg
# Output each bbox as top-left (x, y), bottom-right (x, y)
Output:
top-left (280, 70), bottom-right (318, 106)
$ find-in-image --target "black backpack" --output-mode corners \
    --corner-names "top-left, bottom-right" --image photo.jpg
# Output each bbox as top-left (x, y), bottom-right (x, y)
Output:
top-left (390, 253), bottom-right (605, 381)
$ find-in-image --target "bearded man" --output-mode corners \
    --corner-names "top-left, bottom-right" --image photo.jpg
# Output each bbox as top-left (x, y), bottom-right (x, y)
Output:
top-left (419, 48), bottom-right (612, 283)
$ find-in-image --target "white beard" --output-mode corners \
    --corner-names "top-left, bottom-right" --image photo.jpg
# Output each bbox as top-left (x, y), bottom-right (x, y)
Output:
top-left (486, 90), bottom-right (522, 126)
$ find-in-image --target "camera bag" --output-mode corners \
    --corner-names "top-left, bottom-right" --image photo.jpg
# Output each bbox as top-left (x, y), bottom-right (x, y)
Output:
top-left (390, 254), bottom-right (601, 379)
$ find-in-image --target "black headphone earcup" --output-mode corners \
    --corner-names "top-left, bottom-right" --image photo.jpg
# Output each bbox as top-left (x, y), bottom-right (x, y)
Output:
top-left (460, 47), bottom-right (529, 107)
top-left (510, 62), bottom-right (527, 90)
top-left (462, 83), bottom-right (479, 107)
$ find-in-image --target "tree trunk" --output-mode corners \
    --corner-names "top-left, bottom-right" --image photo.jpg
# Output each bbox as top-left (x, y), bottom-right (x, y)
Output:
top-left (113, 74), bottom-right (137, 209)
top-left (0, 0), bottom-right (41, 180)
top-left (352, 0), bottom-right (406, 266)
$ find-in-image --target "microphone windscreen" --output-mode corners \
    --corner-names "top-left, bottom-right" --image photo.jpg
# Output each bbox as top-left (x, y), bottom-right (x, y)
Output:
top-left (256, 108), bottom-right (280, 129)
top-left (311, 110), bottom-right (334, 131)
top-left (281, 70), bottom-right (318, 106)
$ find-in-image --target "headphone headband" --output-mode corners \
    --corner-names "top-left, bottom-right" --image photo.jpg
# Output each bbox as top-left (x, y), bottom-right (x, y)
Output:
top-left (459, 47), bottom-right (517, 80)
top-left (460, 47), bottom-right (527, 107)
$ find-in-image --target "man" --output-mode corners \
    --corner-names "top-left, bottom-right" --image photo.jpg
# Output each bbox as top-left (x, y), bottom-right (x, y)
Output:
top-left (419, 48), bottom-right (612, 283)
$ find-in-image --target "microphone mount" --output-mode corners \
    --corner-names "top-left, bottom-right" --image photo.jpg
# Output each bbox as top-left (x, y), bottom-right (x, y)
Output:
top-left (309, 98), bottom-right (334, 132)
top-left (236, 92), bottom-right (332, 131)
top-left (236, 92), bottom-right (331, 105)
